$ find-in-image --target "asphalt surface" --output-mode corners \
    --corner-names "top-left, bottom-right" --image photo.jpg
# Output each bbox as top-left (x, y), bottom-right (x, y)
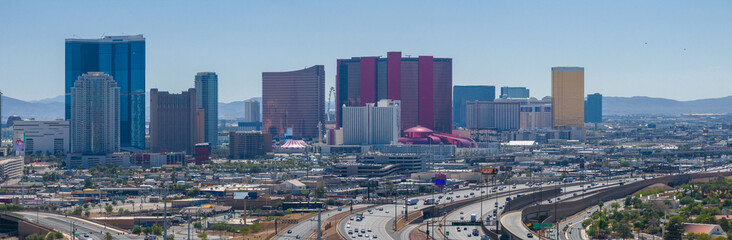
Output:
top-left (337, 186), bottom-right (489, 240)
top-left (498, 177), bottom-right (649, 240)
top-left (15, 212), bottom-right (141, 240)
top-left (276, 205), bottom-right (367, 240)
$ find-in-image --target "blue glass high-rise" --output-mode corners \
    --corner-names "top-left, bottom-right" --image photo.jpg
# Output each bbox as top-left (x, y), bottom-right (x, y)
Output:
top-left (65, 35), bottom-right (145, 150)
top-left (585, 93), bottom-right (602, 123)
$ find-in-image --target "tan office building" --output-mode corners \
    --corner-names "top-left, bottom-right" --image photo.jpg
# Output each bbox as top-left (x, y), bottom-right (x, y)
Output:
top-left (551, 67), bottom-right (585, 128)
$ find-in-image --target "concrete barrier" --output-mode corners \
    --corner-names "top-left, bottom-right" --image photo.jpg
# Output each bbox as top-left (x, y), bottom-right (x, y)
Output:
top-left (523, 171), bottom-right (732, 225)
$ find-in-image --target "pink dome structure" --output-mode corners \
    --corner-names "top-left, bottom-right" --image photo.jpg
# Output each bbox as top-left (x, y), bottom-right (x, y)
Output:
top-left (398, 125), bottom-right (477, 148)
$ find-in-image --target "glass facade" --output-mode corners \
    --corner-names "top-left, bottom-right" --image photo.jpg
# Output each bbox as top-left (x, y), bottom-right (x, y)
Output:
top-left (585, 93), bottom-right (602, 123)
top-left (195, 72), bottom-right (219, 146)
top-left (65, 35), bottom-right (145, 150)
top-left (452, 86), bottom-right (495, 128)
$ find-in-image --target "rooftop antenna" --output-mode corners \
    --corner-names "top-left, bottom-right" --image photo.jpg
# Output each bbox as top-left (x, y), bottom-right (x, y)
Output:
top-left (101, 33), bottom-right (105, 38)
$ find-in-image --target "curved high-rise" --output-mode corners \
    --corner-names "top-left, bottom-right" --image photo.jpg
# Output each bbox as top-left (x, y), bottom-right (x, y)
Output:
top-left (262, 65), bottom-right (325, 139)
top-left (71, 72), bottom-right (120, 154)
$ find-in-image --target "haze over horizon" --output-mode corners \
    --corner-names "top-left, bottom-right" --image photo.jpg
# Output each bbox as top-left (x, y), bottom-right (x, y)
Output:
top-left (1, 1), bottom-right (731, 102)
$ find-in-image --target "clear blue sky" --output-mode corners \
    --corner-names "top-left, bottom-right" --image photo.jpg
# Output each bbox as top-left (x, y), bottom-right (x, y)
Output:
top-left (1, 0), bottom-right (730, 102)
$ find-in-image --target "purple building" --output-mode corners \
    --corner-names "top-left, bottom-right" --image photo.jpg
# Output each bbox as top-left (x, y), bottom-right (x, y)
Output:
top-left (336, 52), bottom-right (452, 134)
top-left (262, 65), bottom-right (325, 139)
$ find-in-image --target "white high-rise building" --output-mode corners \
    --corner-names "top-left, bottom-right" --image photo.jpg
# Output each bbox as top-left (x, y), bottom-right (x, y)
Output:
top-left (71, 72), bottom-right (120, 154)
top-left (342, 99), bottom-right (400, 145)
top-left (12, 120), bottom-right (70, 155)
top-left (244, 99), bottom-right (260, 123)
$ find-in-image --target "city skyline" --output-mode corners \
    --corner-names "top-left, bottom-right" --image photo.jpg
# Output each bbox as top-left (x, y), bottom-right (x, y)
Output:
top-left (1, 1), bottom-right (730, 103)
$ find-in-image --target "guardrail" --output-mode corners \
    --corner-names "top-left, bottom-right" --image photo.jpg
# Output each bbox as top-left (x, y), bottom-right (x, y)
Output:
top-left (525, 171), bottom-right (732, 225)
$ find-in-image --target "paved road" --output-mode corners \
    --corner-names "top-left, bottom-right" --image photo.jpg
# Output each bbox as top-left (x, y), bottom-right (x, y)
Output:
top-left (561, 199), bottom-right (623, 240)
top-left (337, 185), bottom-right (488, 240)
top-left (276, 205), bottom-right (366, 240)
top-left (15, 212), bottom-right (141, 240)
top-left (498, 177), bottom-right (648, 240)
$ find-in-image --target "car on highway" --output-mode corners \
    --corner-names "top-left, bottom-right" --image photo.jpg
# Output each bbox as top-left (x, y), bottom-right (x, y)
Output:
top-left (296, 235), bottom-right (300, 239)
top-left (460, 211), bottom-right (464, 214)
top-left (365, 234), bottom-right (369, 238)
top-left (287, 230), bottom-right (292, 234)
top-left (472, 229), bottom-right (480, 236)
top-left (373, 234), bottom-right (377, 238)
top-left (367, 228), bottom-right (371, 232)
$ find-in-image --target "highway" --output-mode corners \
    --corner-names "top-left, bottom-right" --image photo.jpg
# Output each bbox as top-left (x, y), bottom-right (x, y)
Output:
top-left (275, 205), bottom-right (367, 240)
top-left (337, 185), bottom-right (491, 240)
top-left (560, 199), bottom-right (623, 240)
top-left (15, 212), bottom-right (141, 240)
top-left (498, 177), bottom-right (647, 240)
top-left (439, 184), bottom-right (530, 240)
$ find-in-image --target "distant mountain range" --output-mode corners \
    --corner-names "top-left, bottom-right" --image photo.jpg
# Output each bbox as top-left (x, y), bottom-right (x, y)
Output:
top-left (603, 96), bottom-right (732, 115)
top-left (2, 94), bottom-right (731, 122)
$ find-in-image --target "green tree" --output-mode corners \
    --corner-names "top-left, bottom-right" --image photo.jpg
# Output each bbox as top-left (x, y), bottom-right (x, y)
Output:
top-left (313, 186), bottom-right (327, 198)
top-left (142, 226), bottom-right (152, 235)
top-left (615, 222), bottom-right (633, 239)
top-left (54, 232), bottom-right (63, 239)
top-left (194, 222), bottom-right (203, 230)
top-left (611, 202), bottom-right (621, 210)
top-left (132, 226), bottom-right (142, 234)
top-left (664, 216), bottom-right (684, 240)
top-left (186, 187), bottom-right (200, 197)
top-left (84, 210), bottom-right (90, 218)
top-left (105, 204), bottom-right (114, 214)
top-left (166, 234), bottom-right (175, 240)
top-left (152, 224), bottom-right (163, 235)
top-left (197, 233), bottom-right (208, 240)
top-left (105, 232), bottom-right (113, 240)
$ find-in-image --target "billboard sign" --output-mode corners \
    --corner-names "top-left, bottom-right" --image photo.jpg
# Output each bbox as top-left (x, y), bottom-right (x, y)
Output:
top-left (434, 173), bottom-right (447, 186)
top-left (13, 131), bottom-right (25, 156)
top-left (481, 168), bottom-right (498, 175)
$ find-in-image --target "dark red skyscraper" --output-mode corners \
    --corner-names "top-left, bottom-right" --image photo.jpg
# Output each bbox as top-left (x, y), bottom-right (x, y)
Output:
top-left (336, 52), bottom-right (452, 133)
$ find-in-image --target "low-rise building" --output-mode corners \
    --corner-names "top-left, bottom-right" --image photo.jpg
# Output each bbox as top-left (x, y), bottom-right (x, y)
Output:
top-left (12, 120), bottom-right (70, 155)
top-left (0, 157), bottom-right (23, 180)
top-left (358, 154), bottom-right (427, 174)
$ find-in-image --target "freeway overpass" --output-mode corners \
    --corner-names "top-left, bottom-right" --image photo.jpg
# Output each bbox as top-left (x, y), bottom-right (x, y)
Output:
top-left (0, 212), bottom-right (55, 238)
top-left (499, 170), bottom-right (732, 240)
top-left (11, 211), bottom-right (141, 240)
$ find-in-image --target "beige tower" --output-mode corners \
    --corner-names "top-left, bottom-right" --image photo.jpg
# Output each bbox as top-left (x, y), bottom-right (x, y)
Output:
top-left (552, 67), bottom-right (585, 139)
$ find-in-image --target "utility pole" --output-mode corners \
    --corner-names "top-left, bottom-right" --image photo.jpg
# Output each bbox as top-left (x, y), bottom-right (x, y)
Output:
top-left (163, 186), bottom-right (168, 240)
top-left (187, 209), bottom-right (191, 240)
top-left (317, 208), bottom-right (322, 240)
